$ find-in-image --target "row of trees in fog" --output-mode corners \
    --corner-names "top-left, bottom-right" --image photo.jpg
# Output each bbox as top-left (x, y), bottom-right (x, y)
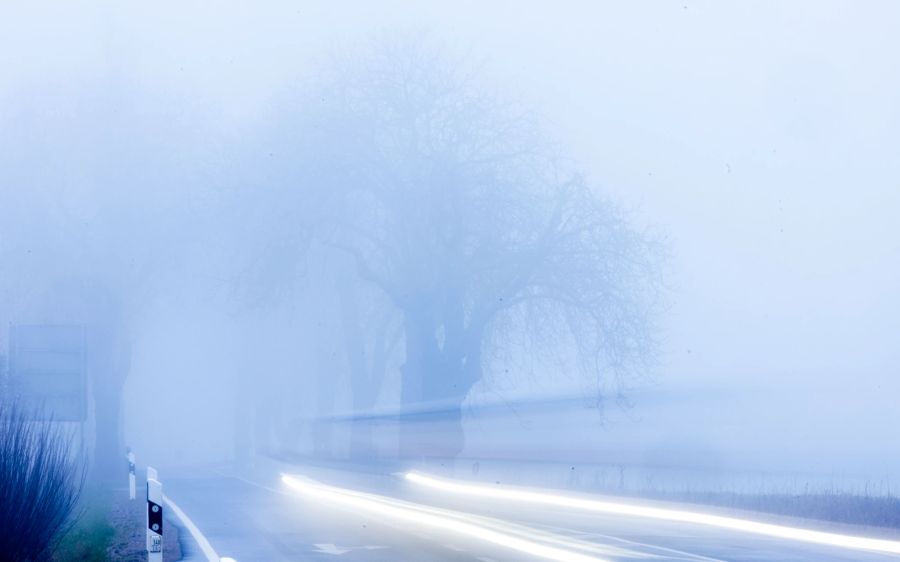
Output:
top-left (240, 40), bottom-right (663, 456)
top-left (0, 37), bottom-right (662, 463)
top-left (0, 64), bottom-right (203, 476)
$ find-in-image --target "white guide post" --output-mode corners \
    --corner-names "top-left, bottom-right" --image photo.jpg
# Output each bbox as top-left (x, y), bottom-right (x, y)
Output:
top-left (146, 467), bottom-right (163, 562)
top-left (128, 451), bottom-right (136, 500)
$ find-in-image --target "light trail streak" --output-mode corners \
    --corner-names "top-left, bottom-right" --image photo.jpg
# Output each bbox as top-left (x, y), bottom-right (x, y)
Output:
top-left (406, 471), bottom-right (900, 555)
top-left (281, 474), bottom-right (610, 562)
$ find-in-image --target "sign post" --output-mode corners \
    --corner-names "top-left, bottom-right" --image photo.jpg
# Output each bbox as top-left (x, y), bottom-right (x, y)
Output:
top-left (146, 467), bottom-right (163, 562)
top-left (127, 449), bottom-right (136, 500)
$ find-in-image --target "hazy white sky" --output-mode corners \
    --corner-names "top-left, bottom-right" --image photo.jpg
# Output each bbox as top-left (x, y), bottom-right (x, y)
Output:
top-left (3, 0), bottom-right (898, 398)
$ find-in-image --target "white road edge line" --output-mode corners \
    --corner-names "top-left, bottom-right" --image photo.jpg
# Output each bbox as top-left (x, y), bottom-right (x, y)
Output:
top-left (163, 494), bottom-right (222, 562)
top-left (406, 472), bottom-right (900, 555)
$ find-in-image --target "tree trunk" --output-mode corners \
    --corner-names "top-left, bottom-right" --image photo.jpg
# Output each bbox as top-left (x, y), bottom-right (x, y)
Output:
top-left (313, 340), bottom-right (337, 458)
top-left (349, 418), bottom-right (375, 459)
top-left (91, 378), bottom-right (124, 480)
top-left (89, 329), bottom-right (130, 481)
top-left (399, 312), bottom-right (480, 459)
top-left (399, 313), bottom-right (427, 458)
top-left (337, 276), bottom-right (395, 460)
top-left (233, 388), bottom-right (253, 466)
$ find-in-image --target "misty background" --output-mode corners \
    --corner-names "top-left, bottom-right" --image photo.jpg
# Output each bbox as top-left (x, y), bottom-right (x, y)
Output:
top-left (2, 1), bottom-right (898, 488)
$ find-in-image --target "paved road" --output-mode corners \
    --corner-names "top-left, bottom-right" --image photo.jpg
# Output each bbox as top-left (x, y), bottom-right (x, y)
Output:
top-left (160, 460), bottom-right (900, 562)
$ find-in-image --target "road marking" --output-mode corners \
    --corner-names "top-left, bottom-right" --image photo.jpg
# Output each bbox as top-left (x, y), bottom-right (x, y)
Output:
top-left (532, 523), bottom-right (725, 562)
top-left (163, 494), bottom-right (223, 562)
top-left (406, 471), bottom-right (900, 555)
top-left (282, 474), bottom-right (611, 562)
top-left (541, 526), bottom-right (726, 562)
top-left (313, 543), bottom-right (386, 555)
top-left (314, 543), bottom-right (352, 555)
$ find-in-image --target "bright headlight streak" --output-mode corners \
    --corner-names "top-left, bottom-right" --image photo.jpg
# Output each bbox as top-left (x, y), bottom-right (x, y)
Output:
top-left (281, 475), bottom-right (608, 562)
top-left (405, 472), bottom-right (900, 555)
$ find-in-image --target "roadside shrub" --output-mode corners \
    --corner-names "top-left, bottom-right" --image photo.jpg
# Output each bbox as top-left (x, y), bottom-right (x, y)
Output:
top-left (0, 401), bottom-right (84, 561)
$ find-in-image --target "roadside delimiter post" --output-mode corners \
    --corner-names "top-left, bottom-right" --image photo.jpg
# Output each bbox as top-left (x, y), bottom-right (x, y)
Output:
top-left (128, 450), bottom-right (136, 500)
top-left (146, 467), bottom-right (163, 562)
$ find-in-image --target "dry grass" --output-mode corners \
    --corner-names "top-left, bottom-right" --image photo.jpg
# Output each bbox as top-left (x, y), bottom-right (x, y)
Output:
top-left (0, 401), bottom-right (83, 561)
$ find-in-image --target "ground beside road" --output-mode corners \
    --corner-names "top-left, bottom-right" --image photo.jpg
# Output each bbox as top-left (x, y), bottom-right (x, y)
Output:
top-left (53, 484), bottom-right (181, 561)
top-left (106, 488), bottom-right (182, 561)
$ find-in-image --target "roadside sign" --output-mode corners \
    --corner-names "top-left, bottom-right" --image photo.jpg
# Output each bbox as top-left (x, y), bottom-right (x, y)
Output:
top-left (8, 324), bottom-right (87, 421)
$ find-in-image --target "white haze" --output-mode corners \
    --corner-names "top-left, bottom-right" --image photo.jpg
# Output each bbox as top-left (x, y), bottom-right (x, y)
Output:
top-left (2, 1), bottom-right (899, 484)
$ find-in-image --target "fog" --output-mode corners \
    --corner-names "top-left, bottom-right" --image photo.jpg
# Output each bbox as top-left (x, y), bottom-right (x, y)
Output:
top-left (2, 1), bottom-right (899, 493)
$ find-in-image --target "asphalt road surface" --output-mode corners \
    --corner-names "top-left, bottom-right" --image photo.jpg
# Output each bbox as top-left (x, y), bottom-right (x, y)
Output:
top-left (159, 459), bottom-right (900, 562)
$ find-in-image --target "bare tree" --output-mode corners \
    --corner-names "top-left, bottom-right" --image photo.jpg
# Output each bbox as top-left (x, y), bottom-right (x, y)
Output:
top-left (273, 38), bottom-right (663, 457)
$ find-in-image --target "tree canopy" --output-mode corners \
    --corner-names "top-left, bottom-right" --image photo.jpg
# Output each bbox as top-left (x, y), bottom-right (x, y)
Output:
top-left (263, 38), bottom-right (664, 455)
